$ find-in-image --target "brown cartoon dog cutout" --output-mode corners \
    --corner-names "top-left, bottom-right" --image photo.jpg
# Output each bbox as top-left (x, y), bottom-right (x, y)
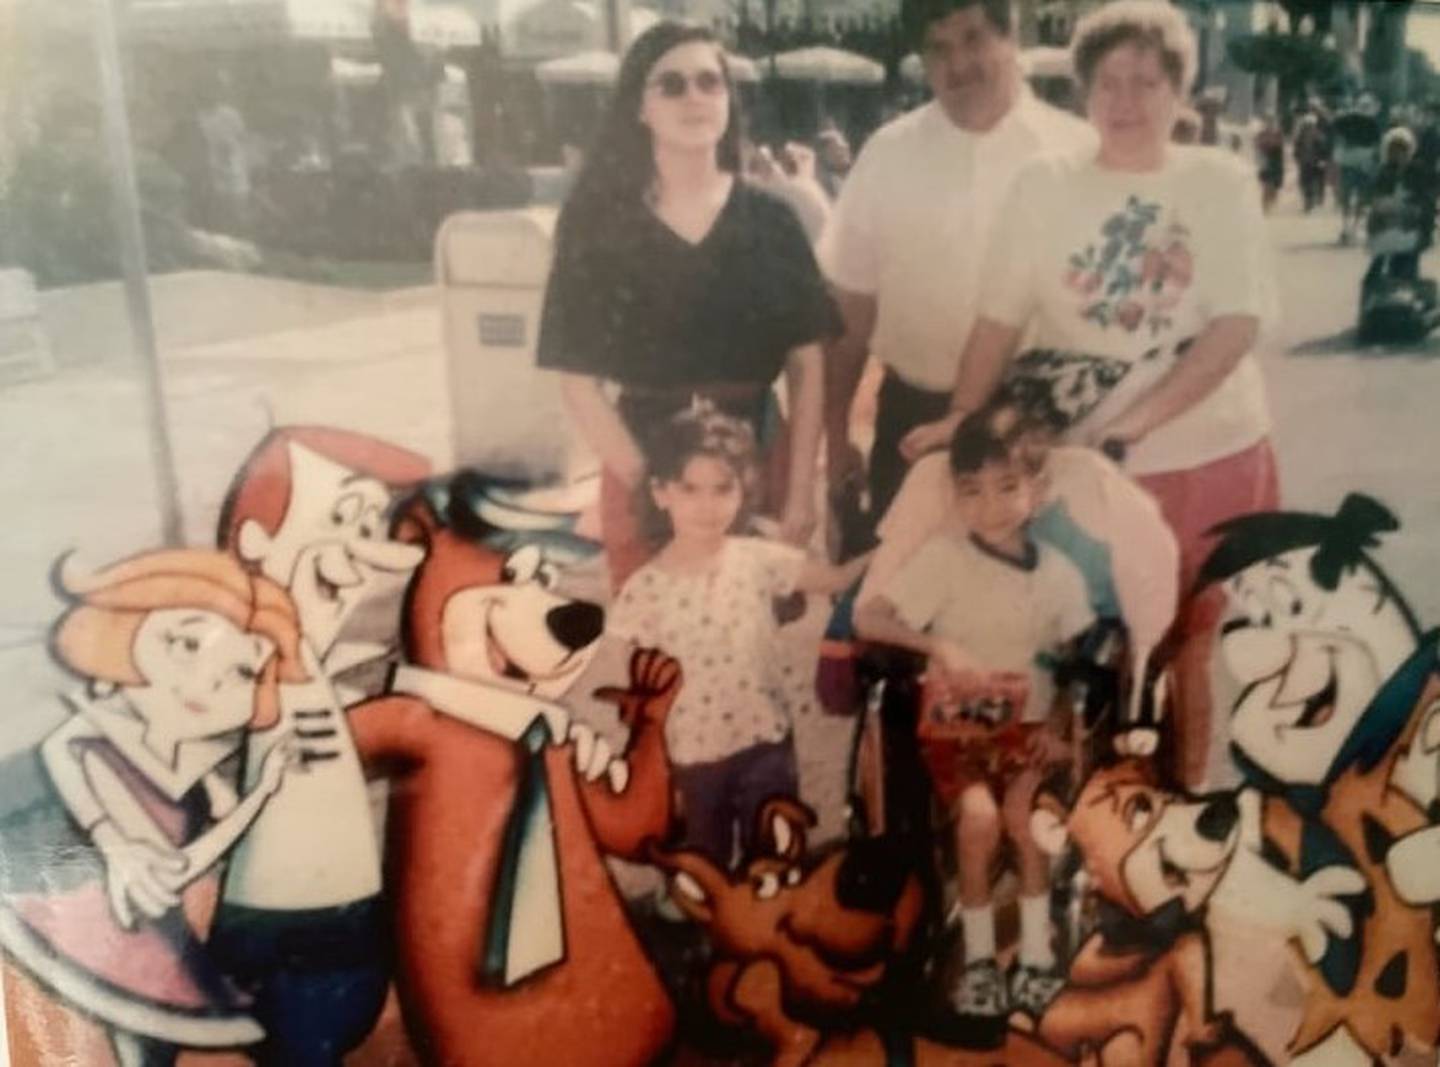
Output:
top-left (653, 799), bottom-right (1077, 1067)
top-left (1029, 760), bottom-right (1270, 1067)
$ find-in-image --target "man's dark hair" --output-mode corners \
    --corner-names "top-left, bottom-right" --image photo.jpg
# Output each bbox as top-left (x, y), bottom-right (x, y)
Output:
top-left (903, 0), bottom-right (1011, 47)
top-left (1195, 492), bottom-right (1421, 637)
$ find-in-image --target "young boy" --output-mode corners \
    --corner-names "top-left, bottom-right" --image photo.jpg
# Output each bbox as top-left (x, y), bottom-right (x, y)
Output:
top-left (854, 404), bottom-right (1093, 1020)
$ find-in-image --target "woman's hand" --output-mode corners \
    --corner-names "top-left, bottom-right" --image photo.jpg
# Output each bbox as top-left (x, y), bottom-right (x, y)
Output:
top-left (778, 495), bottom-right (819, 547)
top-left (899, 412), bottom-right (961, 463)
top-left (91, 819), bottom-right (188, 929)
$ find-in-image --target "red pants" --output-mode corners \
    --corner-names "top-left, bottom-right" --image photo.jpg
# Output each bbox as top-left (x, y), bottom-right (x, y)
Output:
top-left (1137, 438), bottom-right (1280, 788)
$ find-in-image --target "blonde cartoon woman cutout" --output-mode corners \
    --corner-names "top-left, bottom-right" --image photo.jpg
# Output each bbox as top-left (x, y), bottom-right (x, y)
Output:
top-left (0, 549), bottom-right (306, 1067)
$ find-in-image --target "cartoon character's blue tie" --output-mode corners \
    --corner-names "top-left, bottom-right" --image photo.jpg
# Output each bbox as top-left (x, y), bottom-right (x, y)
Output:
top-left (480, 717), bottom-right (564, 986)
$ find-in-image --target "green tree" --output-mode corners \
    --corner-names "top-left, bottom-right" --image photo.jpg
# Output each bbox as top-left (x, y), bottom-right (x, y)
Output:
top-left (1229, 28), bottom-right (1344, 117)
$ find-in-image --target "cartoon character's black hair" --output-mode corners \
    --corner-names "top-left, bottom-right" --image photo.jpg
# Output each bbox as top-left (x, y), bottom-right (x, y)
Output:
top-left (1195, 493), bottom-right (1421, 638)
top-left (402, 469), bottom-right (600, 566)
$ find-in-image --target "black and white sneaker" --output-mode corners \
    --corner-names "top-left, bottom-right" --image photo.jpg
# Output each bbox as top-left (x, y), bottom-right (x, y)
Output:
top-left (949, 958), bottom-right (1007, 1018)
top-left (1007, 962), bottom-right (1065, 1018)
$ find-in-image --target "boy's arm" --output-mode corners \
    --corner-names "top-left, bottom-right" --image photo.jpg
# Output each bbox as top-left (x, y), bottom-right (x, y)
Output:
top-left (853, 595), bottom-right (935, 658)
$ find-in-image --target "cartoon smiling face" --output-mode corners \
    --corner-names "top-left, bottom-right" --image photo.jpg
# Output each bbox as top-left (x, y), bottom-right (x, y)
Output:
top-left (237, 442), bottom-right (424, 656)
top-left (1047, 762), bottom-right (1240, 918)
top-left (1219, 546), bottom-right (1418, 787)
top-left (440, 544), bottom-right (605, 700)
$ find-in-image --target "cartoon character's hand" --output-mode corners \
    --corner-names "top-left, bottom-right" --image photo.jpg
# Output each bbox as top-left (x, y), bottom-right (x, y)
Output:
top-left (1185, 1011), bottom-right (1230, 1052)
top-left (1113, 728), bottom-right (1160, 758)
top-left (1292, 866), bottom-right (1367, 963)
top-left (1386, 824), bottom-right (1440, 906)
top-left (257, 733), bottom-right (298, 796)
top-left (91, 819), bottom-right (188, 930)
top-left (564, 721), bottom-right (633, 793)
top-left (593, 647), bottom-right (683, 731)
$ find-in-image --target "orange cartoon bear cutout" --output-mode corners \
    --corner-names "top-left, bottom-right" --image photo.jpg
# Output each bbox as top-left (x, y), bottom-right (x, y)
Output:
top-left (346, 469), bottom-right (682, 1066)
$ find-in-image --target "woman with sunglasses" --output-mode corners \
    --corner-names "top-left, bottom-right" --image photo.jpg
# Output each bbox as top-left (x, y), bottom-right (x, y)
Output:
top-left (539, 21), bottom-right (840, 589)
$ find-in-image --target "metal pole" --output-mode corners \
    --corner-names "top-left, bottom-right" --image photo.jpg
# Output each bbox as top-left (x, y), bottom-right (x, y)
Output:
top-left (92, 0), bottom-right (185, 546)
top-left (603, 0), bottom-right (632, 55)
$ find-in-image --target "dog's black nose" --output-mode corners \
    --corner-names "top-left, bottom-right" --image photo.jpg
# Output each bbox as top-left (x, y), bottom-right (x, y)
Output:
top-left (835, 837), bottom-right (912, 915)
top-left (1196, 793), bottom-right (1239, 842)
top-left (547, 601), bottom-right (605, 652)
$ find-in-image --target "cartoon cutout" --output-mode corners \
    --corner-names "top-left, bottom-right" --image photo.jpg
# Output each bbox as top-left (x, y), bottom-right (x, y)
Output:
top-left (209, 426), bottom-right (430, 1065)
top-left (0, 550), bottom-right (305, 1067)
top-left (652, 799), bottom-right (1085, 1067)
top-left (1197, 494), bottom-right (1440, 1067)
top-left (1028, 760), bottom-right (1270, 1067)
top-left (347, 472), bottom-right (680, 1066)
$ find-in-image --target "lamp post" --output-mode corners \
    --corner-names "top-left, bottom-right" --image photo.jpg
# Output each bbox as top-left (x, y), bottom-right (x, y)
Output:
top-left (93, 0), bottom-right (185, 547)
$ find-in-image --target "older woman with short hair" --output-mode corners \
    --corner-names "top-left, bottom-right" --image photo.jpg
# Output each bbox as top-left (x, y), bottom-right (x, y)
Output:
top-left (902, 0), bottom-right (1279, 789)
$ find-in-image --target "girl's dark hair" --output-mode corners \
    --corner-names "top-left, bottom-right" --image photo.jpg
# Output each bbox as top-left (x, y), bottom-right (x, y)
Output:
top-left (557, 22), bottom-right (743, 248)
top-left (640, 402), bottom-right (758, 546)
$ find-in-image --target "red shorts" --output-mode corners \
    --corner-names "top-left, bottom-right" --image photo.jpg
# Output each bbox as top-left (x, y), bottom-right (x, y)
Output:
top-left (915, 677), bottom-right (1061, 805)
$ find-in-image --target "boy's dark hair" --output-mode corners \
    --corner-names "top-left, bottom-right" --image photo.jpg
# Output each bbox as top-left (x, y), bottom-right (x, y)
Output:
top-left (640, 402), bottom-right (758, 546)
top-left (903, 0), bottom-right (1011, 47)
top-left (1195, 493), bottom-right (1421, 638)
top-left (948, 391), bottom-right (1048, 478)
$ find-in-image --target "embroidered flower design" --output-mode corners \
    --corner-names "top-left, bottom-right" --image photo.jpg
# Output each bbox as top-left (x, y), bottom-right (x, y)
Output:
top-left (1065, 196), bottom-right (1194, 336)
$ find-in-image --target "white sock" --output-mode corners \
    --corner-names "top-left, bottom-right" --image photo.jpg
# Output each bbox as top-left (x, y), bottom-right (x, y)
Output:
top-left (1018, 892), bottom-right (1055, 970)
top-left (961, 905), bottom-right (996, 963)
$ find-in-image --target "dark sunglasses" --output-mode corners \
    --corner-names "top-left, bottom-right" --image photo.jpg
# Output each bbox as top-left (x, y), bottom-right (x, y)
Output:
top-left (648, 69), bottom-right (726, 99)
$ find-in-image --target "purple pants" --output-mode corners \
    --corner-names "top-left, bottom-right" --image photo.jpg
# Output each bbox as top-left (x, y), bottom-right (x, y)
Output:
top-left (672, 738), bottom-right (799, 869)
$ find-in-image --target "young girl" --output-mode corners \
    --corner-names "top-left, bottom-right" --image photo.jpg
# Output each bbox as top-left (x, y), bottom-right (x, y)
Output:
top-left (0, 549), bottom-right (305, 1067)
top-left (607, 404), bottom-right (866, 869)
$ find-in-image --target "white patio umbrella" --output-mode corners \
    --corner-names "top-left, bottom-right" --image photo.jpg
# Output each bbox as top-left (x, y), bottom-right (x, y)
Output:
top-left (1021, 45), bottom-right (1073, 80)
top-left (409, 3), bottom-right (483, 48)
top-left (899, 51), bottom-right (923, 83)
top-left (331, 56), bottom-right (469, 87)
top-left (535, 49), bottom-right (760, 87)
top-left (535, 49), bottom-right (620, 86)
top-left (768, 46), bottom-right (883, 85)
top-left (122, 0), bottom-right (372, 46)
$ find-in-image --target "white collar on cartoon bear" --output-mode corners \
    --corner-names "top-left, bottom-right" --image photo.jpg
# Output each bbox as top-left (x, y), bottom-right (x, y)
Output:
top-left (389, 664), bottom-right (571, 743)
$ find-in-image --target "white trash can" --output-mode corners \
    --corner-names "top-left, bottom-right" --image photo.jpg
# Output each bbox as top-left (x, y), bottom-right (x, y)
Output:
top-left (435, 209), bottom-right (595, 482)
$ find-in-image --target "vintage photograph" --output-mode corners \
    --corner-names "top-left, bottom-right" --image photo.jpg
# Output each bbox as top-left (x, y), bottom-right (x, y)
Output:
top-left (3, 0), bottom-right (1440, 1064)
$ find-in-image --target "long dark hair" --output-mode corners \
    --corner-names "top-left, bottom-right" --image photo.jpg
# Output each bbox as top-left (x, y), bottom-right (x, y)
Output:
top-left (557, 22), bottom-right (743, 248)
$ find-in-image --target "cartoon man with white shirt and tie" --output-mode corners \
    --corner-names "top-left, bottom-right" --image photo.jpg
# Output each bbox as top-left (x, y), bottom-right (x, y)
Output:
top-left (208, 426), bottom-right (431, 1067)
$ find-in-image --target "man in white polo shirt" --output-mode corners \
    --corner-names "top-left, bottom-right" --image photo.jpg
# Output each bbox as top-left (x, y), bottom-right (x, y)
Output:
top-left (818, 0), bottom-right (1093, 527)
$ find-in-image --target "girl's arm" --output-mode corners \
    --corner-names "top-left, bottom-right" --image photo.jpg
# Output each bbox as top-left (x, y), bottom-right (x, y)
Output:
top-left (853, 595), bottom-right (938, 659)
top-left (794, 550), bottom-right (872, 596)
top-left (170, 738), bottom-right (295, 890)
top-left (45, 733), bottom-right (186, 930)
top-left (898, 317), bottom-right (1023, 462)
top-left (780, 343), bottom-right (825, 546)
top-left (39, 714), bottom-right (111, 833)
top-left (557, 371), bottom-right (645, 488)
top-left (1096, 314), bottom-right (1259, 446)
